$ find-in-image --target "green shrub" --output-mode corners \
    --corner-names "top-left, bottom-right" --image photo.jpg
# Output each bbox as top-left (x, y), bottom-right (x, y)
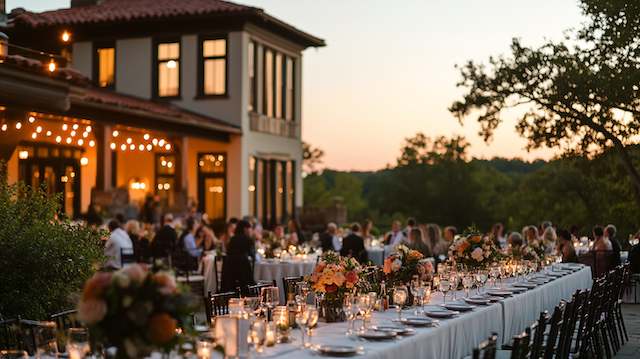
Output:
top-left (0, 166), bottom-right (105, 319)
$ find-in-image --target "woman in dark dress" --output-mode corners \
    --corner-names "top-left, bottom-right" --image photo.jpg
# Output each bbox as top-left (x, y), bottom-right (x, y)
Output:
top-left (557, 229), bottom-right (578, 263)
top-left (221, 220), bottom-right (256, 294)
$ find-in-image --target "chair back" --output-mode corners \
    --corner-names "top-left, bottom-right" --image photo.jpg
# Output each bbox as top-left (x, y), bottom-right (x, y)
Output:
top-left (282, 276), bottom-right (305, 300)
top-left (530, 311), bottom-right (548, 359)
top-left (247, 280), bottom-right (277, 297)
top-left (212, 255), bottom-right (224, 293)
top-left (49, 309), bottom-right (79, 352)
top-left (543, 304), bottom-right (565, 359)
top-left (473, 332), bottom-right (498, 359)
top-left (205, 291), bottom-right (239, 324)
top-left (0, 318), bottom-right (20, 351)
top-left (120, 247), bottom-right (136, 267)
top-left (580, 250), bottom-right (616, 278)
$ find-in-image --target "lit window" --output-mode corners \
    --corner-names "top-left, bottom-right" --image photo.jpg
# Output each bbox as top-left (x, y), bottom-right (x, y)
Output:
top-left (264, 49), bottom-right (274, 117)
top-left (96, 47), bottom-right (115, 88)
top-left (275, 53), bottom-right (283, 119)
top-left (201, 38), bottom-right (226, 95)
top-left (248, 41), bottom-right (257, 111)
top-left (285, 57), bottom-right (295, 121)
top-left (156, 42), bottom-right (180, 97)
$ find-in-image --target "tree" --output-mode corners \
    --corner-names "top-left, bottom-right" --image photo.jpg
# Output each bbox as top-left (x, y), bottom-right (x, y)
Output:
top-left (450, 0), bottom-right (640, 208)
top-left (303, 142), bottom-right (325, 174)
top-left (397, 133), bottom-right (469, 166)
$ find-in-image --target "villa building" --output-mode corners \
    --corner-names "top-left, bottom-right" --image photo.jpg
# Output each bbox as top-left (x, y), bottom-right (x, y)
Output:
top-left (0, 0), bottom-right (324, 229)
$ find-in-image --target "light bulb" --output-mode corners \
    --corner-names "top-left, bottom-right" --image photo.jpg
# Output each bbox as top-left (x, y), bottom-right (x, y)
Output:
top-left (36, 126), bottom-right (42, 133)
top-left (72, 124), bottom-right (79, 130)
top-left (86, 126), bottom-right (92, 133)
top-left (55, 136), bottom-right (62, 143)
top-left (112, 130), bottom-right (119, 137)
top-left (15, 122), bottom-right (22, 129)
top-left (110, 143), bottom-right (116, 150)
top-left (62, 124), bottom-right (68, 131)
top-left (143, 133), bottom-right (150, 140)
top-left (126, 137), bottom-right (132, 144)
top-left (120, 144), bottom-right (127, 151)
top-left (28, 116), bottom-right (36, 123)
top-left (89, 140), bottom-right (96, 147)
top-left (77, 139), bottom-right (84, 146)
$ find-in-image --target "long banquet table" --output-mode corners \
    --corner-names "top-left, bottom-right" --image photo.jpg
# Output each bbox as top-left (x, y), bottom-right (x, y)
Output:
top-left (217, 263), bottom-right (592, 359)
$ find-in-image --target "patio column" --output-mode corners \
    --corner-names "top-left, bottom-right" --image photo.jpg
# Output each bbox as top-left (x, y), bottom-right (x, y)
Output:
top-left (95, 124), bottom-right (112, 191)
top-left (171, 135), bottom-right (188, 210)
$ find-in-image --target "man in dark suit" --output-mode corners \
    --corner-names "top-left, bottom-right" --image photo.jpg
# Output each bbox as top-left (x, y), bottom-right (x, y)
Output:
top-left (320, 222), bottom-right (340, 252)
top-left (340, 223), bottom-right (368, 264)
top-left (605, 224), bottom-right (622, 266)
top-left (152, 213), bottom-right (178, 259)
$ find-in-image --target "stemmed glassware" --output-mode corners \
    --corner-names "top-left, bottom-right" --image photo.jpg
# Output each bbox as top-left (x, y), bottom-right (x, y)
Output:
top-left (357, 294), bottom-right (372, 331)
top-left (67, 328), bottom-right (90, 359)
top-left (260, 286), bottom-right (280, 320)
top-left (449, 271), bottom-right (459, 300)
top-left (439, 279), bottom-right (450, 304)
top-left (295, 306), bottom-right (316, 348)
top-left (342, 294), bottom-right (359, 335)
top-left (488, 266), bottom-right (499, 289)
top-left (295, 281), bottom-right (310, 305)
top-left (410, 279), bottom-right (424, 314)
top-left (392, 287), bottom-right (408, 321)
top-left (306, 307), bottom-right (319, 347)
top-left (462, 273), bottom-right (474, 298)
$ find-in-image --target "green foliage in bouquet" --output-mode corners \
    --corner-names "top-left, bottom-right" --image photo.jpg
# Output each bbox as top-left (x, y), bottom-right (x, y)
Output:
top-left (308, 252), bottom-right (361, 308)
top-left (0, 166), bottom-right (105, 319)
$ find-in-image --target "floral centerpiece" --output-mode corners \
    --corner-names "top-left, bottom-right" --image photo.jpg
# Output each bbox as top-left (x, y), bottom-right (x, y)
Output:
top-left (383, 245), bottom-right (434, 287)
top-left (506, 244), bottom-right (540, 261)
top-left (77, 264), bottom-right (196, 359)
top-left (258, 231), bottom-right (281, 259)
top-left (307, 252), bottom-right (361, 322)
top-left (448, 227), bottom-right (503, 270)
top-left (527, 239), bottom-right (547, 261)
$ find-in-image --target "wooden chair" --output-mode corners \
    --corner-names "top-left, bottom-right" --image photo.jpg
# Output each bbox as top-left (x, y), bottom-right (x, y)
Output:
top-left (49, 309), bottom-right (79, 352)
top-left (529, 311), bottom-right (548, 359)
top-left (0, 318), bottom-right (21, 351)
top-left (282, 276), bottom-right (305, 300)
top-left (543, 304), bottom-right (564, 359)
top-left (212, 255), bottom-right (224, 293)
top-left (120, 247), bottom-right (136, 267)
top-left (247, 280), bottom-right (277, 297)
top-left (204, 291), bottom-right (239, 324)
top-left (510, 327), bottom-right (530, 359)
top-left (472, 332), bottom-right (498, 359)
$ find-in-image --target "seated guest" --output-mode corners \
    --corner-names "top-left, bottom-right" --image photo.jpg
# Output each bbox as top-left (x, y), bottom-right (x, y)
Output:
top-left (507, 231), bottom-right (524, 249)
top-left (403, 218), bottom-right (416, 237)
top-left (523, 225), bottom-right (540, 246)
top-left (362, 219), bottom-right (374, 243)
top-left (491, 223), bottom-right (507, 249)
top-left (407, 227), bottom-right (432, 257)
top-left (542, 226), bottom-right (557, 254)
top-left (340, 223), bottom-right (368, 264)
top-left (384, 220), bottom-right (405, 246)
top-left (320, 222), bottom-right (341, 252)
top-left (104, 219), bottom-right (133, 269)
top-left (196, 225), bottom-right (217, 252)
top-left (426, 223), bottom-right (448, 257)
top-left (592, 225), bottom-right (613, 251)
top-left (557, 229), bottom-right (578, 263)
top-left (222, 220), bottom-right (256, 293)
top-left (443, 226), bottom-right (457, 242)
top-left (180, 217), bottom-right (202, 258)
top-left (152, 213), bottom-right (178, 259)
top-left (125, 219), bottom-right (149, 262)
top-left (219, 221), bottom-right (236, 253)
top-left (605, 224), bottom-right (622, 266)
top-left (287, 218), bottom-right (305, 245)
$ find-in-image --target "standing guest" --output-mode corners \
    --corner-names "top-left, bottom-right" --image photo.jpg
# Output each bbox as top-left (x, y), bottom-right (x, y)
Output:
top-left (491, 223), bottom-right (507, 249)
top-left (426, 223), bottom-right (448, 257)
top-left (104, 219), bottom-right (133, 269)
top-left (287, 218), bottom-right (305, 245)
top-left (362, 219), bottom-right (374, 243)
top-left (443, 226), bottom-right (457, 243)
top-left (320, 222), bottom-right (341, 252)
top-left (407, 227), bottom-right (432, 257)
top-left (152, 213), bottom-right (178, 259)
top-left (341, 223), bottom-right (368, 263)
top-left (592, 225), bottom-right (613, 251)
top-left (557, 229), bottom-right (578, 263)
top-left (385, 220), bottom-right (405, 246)
top-left (404, 218), bottom-right (416, 237)
top-left (180, 217), bottom-right (202, 258)
top-left (222, 220), bottom-right (256, 293)
top-left (125, 219), bottom-right (149, 262)
top-left (542, 226), bottom-right (558, 254)
top-left (605, 224), bottom-right (622, 266)
top-left (219, 221), bottom-right (236, 253)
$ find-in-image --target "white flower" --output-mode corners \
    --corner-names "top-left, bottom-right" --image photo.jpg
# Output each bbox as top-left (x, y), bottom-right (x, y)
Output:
top-left (471, 248), bottom-right (484, 262)
top-left (391, 259), bottom-right (402, 272)
top-left (112, 271), bottom-right (130, 288)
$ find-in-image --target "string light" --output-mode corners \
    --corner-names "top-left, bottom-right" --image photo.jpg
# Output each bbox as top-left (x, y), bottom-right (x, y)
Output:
top-left (82, 132), bottom-right (89, 138)
top-left (120, 144), bottom-right (126, 151)
top-left (62, 124), bottom-right (68, 131)
top-left (146, 144), bottom-right (152, 151)
top-left (80, 157), bottom-right (89, 166)
top-left (129, 144), bottom-right (135, 150)
top-left (48, 60), bottom-right (57, 73)
top-left (143, 133), bottom-right (150, 140)
top-left (18, 150), bottom-right (29, 159)
top-left (77, 139), bottom-right (84, 146)
top-left (15, 122), bottom-right (22, 129)
top-left (89, 140), bottom-right (96, 147)
top-left (28, 116), bottom-right (36, 123)
top-left (152, 138), bottom-right (158, 145)
top-left (110, 143), bottom-right (116, 150)
top-left (138, 144), bottom-right (145, 151)
top-left (86, 126), bottom-right (92, 132)
top-left (126, 137), bottom-right (132, 144)
top-left (65, 137), bottom-right (72, 144)
top-left (112, 130), bottom-right (119, 137)
top-left (1, 124), bottom-right (7, 131)
top-left (70, 130), bottom-right (76, 137)
top-left (55, 136), bottom-right (62, 143)
top-left (46, 131), bottom-right (52, 136)
top-left (31, 132), bottom-right (37, 139)
top-left (158, 139), bottom-right (165, 147)
top-left (36, 126), bottom-right (42, 133)
top-left (72, 124), bottom-right (79, 130)
top-left (164, 143), bottom-right (171, 151)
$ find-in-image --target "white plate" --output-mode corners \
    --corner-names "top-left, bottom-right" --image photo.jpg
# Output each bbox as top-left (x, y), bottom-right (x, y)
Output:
top-left (316, 345), bottom-right (359, 357)
top-left (426, 309), bottom-right (457, 318)
top-left (357, 330), bottom-right (396, 340)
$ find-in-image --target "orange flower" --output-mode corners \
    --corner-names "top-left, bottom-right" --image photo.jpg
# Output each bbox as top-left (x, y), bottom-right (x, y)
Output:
top-left (148, 313), bottom-right (177, 345)
top-left (383, 258), bottom-right (393, 274)
top-left (407, 250), bottom-right (424, 260)
top-left (153, 272), bottom-right (177, 295)
top-left (325, 284), bottom-right (338, 293)
top-left (345, 271), bottom-right (358, 284)
top-left (82, 272), bottom-right (112, 300)
top-left (470, 235), bottom-right (482, 243)
top-left (457, 241), bottom-right (470, 255)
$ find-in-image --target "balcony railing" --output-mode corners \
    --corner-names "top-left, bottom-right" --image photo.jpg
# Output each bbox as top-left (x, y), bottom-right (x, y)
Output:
top-left (249, 112), bottom-right (299, 138)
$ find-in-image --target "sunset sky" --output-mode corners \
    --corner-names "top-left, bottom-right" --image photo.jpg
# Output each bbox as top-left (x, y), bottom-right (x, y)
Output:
top-left (8, 0), bottom-right (585, 170)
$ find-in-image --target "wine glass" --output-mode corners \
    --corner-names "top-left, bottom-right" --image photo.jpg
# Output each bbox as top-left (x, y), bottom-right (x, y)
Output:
top-left (249, 319), bottom-right (267, 354)
top-left (357, 294), bottom-right (371, 331)
top-left (342, 294), bottom-right (357, 335)
top-left (67, 328), bottom-right (90, 359)
top-left (392, 287), bottom-right (408, 321)
top-left (439, 279), bottom-right (450, 305)
top-left (260, 286), bottom-right (280, 319)
top-left (410, 280), bottom-right (423, 314)
top-left (295, 307), bottom-right (310, 348)
top-left (295, 281), bottom-right (310, 305)
top-left (449, 271), bottom-right (459, 300)
top-left (244, 296), bottom-right (262, 317)
top-left (35, 322), bottom-right (58, 359)
top-left (462, 273), bottom-right (474, 298)
top-left (305, 307), bottom-right (319, 347)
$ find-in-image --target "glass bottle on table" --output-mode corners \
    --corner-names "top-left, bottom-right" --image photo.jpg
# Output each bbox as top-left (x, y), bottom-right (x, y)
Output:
top-left (380, 280), bottom-right (389, 311)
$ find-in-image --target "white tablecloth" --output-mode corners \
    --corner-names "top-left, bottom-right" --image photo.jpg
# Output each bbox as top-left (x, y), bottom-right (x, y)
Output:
top-left (211, 263), bottom-right (592, 359)
top-left (366, 245), bottom-right (396, 266)
top-left (202, 254), bottom-right (219, 296)
top-left (254, 259), bottom-right (317, 301)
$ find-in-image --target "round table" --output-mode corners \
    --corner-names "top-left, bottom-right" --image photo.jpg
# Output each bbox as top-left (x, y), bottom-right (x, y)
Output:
top-left (254, 258), bottom-right (317, 302)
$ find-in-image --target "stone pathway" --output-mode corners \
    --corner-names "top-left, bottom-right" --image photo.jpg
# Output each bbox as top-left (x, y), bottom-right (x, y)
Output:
top-left (615, 304), bottom-right (640, 358)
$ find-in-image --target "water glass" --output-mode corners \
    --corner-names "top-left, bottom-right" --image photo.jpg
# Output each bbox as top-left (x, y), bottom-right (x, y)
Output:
top-left (295, 308), bottom-right (310, 348)
top-left (305, 307), bottom-right (319, 347)
top-left (67, 328), bottom-right (90, 359)
top-left (35, 322), bottom-right (58, 359)
top-left (260, 286), bottom-right (280, 319)
top-left (462, 274), bottom-right (474, 298)
top-left (439, 279), bottom-right (450, 304)
top-left (392, 287), bottom-right (408, 321)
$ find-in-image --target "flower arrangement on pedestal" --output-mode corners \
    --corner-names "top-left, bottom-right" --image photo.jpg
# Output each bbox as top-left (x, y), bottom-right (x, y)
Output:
top-left (307, 252), bottom-right (361, 322)
top-left (448, 227), bottom-right (503, 270)
top-left (77, 264), bottom-right (196, 359)
top-left (383, 245), bottom-right (434, 287)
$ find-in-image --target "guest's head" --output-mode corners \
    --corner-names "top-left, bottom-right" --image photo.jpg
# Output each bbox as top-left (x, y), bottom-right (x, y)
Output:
top-left (115, 213), bottom-right (126, 225)
top-left (228, 217), bottom-right (239, 225)
top-left (274, 224), bottom-right (285, 238)
top-left (542, 226), bottom-right (557, 243)
top-left (125, 219), bottom-right (141, 236)
top-left (605, 224), bottom-right (616, 239)
top-left (524, 225), bottom-right (539, 242)
top-left (363, 219), bottom-right (373, 235)
top-left (225, 221), bottom-right (236, 237)
top-left (351, 222), bottom-right (361, 234)
top-left (391, 220), bottom-right (401, 232)
top-left (162, 213), bottom-right (174, 226)
top-left (327, 222), bottom-right (337, 235)
top-left (557, 229), bottom-right (572, 243)
top-left (184, 217), bottom-right (197, 234)
top-left (569, 225), bottom-right (580, 237)
top-left (492, 223), bottom-right (504, 237)
top-left (541, 221), bottom-right (552, 231)
top-left (444, 226), bottom-right (457, 241)
top-left (235, 220), bottom-right (253, 238)
top-left (508, 232), bottom-right (524, 248)
top-left (407, 217), bottom-right (416, 228)
top-left (425, 223), bottom-right (441, 246)
top-left (592, 225), bottom-right (604, 239)
top-left (409, 228), bottom-right (423, 244)
top-left (108, 219), bottom-right (121, 233)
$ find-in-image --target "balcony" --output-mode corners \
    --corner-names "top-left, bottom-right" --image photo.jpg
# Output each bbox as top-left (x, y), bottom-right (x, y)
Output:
top-left (249, 112), bottom-right (299, 138)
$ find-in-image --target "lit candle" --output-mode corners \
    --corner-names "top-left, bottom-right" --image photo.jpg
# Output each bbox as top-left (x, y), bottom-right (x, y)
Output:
top-left (273, 306), bottom-right (290, 342)
top-left (265, 322), bottom-right (276, 346)
top-left (196, 341), bottom-right (213, 359)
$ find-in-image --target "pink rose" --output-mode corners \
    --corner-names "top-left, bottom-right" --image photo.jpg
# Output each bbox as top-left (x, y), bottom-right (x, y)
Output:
top-left (123, 264), bottom-right (147, 284)
top-left (153, 272), bottom-right (177, 295)
top-left (77, 299), bottom-right (107, 325)
top-left (82, 272), bottom-right (112, 300)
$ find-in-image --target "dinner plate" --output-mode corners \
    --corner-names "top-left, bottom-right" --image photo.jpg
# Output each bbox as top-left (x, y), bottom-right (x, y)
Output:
top-left (506, 286), bottom-right (527, 293)
top-left (487, 296), bottom-right (503, 302)
top-left (464, 297), bottom-right (490, 305)
top-left (425, 309), bottom-right (457, 318)
top-left (443, 303), bottom-right (474, 312)
top-left (487, 290), bottom-right (513, 297)
top-left (398, 317), bottom-right (436, 327)
top-left (373, 325), bottom-right (415, 336)
top-left (512, 282), bottom-right (537, 289)
top-left (316, 345), bottom-right (359, 357)
top-left (357, 330), bottom-right (397, 341)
